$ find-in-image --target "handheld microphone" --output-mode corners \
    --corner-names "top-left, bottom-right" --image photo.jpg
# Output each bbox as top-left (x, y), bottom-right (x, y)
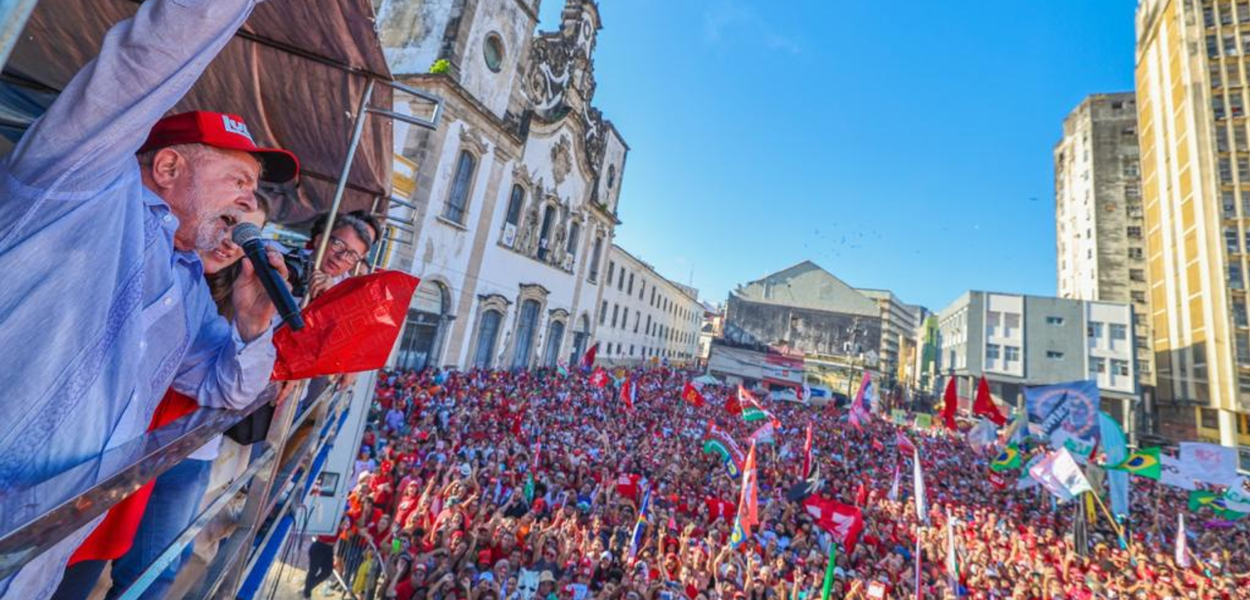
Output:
top-left (232, 223), bottom-right (305, 331)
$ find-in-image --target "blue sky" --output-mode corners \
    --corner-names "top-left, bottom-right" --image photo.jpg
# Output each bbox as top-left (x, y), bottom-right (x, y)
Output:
top-left (540, 1), bottom-right (1138, 311)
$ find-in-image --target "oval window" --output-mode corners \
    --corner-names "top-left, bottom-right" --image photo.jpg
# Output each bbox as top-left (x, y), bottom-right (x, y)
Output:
top-left (607, 164), bottom-right (617, 189)
top-left (484, 33), bottom-right (505, 73)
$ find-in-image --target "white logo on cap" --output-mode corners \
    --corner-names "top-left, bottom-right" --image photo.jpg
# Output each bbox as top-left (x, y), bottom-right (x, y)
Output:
top-left (221, 115), bottom-right (255, 144)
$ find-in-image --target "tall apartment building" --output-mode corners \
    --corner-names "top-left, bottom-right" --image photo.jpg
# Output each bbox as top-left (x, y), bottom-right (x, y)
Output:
top-left (594, 244), bottom-right (702, 366)
top-left (1136, 0), bottom-right (1250, 449)
top-left (1054, 93), bottom-right (1154, 396)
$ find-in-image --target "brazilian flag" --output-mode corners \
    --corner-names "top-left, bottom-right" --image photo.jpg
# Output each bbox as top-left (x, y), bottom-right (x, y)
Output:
top-left (990, 444), bottom-right (1021, 472)
top-left (1189, 490), bottom-right (1220, 512)
top-left (1109, 446), bottom-right (1162, 480)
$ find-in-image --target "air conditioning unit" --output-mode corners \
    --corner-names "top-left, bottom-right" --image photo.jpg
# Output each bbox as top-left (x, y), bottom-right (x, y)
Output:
top-left (501, 223), bottom-right (517, 247)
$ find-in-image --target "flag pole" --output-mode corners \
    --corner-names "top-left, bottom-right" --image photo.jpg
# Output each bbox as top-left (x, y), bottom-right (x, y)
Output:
top-left (1087, 490), bottom-right (1135, 566)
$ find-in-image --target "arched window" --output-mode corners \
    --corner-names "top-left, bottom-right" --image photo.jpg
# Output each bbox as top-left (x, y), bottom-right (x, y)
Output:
top-left (396, 281), bottom-right (449, 371)
top-left (570, 315), bottom-right (590, 364)
top-left (544, 320), bottom-right (565, 367)
top-left (566, 222), bottom-right (580, 258)
top-left (473, 309), bottom-right (503, 368)
top-left (443, 150), bottom-right (476, 224)
top-left (536, 205), bottom-right (556, 261)
top-left (588, 236), bottom-right (603, 282)
top-left (505, 184), bottom-right (524, 226)
top-left (512, 299), bottom-right (540, 369)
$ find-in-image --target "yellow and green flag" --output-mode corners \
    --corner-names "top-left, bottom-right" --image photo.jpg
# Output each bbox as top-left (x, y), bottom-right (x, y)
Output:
top-left (1109, 447), bottom-right (1161, 480)
top-left (990, 444), bottom-right (1021, 472)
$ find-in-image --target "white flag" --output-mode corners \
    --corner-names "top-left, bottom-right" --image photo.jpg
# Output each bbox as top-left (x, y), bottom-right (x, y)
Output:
top-left (1028, 448), bottom-right (1092, 503)
top-left (965, 418), bottom-right (997, 452)
top-left (914, 447), bottom-right (927, 522)
top-left (888, 462), bottom-right (901, 502)
top-left (1179, 442), bottom-right (1239, 486)
top-left (1175, 513), bottom-right (1191, 568)
top-left (1225, 476), bottom-right (1250, 512)
top-left (1160, 455), bottom-right (1197, 491)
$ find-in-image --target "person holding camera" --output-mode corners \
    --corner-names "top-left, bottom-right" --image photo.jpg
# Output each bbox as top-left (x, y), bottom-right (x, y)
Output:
top-left (285, 210), bottom-right (381, 300)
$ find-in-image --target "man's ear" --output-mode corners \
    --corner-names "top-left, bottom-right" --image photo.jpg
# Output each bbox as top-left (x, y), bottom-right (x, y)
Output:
top-left (149, 147), bottom-right (187, 190)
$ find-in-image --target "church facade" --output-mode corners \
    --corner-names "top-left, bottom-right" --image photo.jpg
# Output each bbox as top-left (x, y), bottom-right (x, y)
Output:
top-left (377, 0), bottom-right (627, 371)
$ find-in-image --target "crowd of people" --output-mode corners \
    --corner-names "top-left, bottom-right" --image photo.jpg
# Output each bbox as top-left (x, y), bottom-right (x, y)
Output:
top-left (312, 367), bottom-right (1250, 600)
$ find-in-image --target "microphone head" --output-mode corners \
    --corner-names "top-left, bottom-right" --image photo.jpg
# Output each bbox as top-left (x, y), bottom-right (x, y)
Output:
top-left (232, 222), bottom-right (263, 246)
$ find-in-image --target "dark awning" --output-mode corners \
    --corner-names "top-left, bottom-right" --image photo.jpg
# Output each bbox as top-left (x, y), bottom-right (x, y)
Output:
top-left (3, 0), bottom-right (396, 224)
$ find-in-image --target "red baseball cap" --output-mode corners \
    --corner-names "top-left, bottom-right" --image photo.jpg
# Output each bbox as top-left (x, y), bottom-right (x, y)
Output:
top-left (139, 111), bottom-right (299, 183)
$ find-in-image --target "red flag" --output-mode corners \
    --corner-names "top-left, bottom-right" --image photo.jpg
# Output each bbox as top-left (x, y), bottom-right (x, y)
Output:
top-left (940, 377), bottom-right (958, 431)
top-left (801, 495), bottom-right (865, 551)
top-left (589, 368), bottom-right (609, 388)
top-left (738, 442), bottom-right (759, 538)
top-left (681, 382), bottom-right (706, 408)
top-left (988, 471), bottom-right (1007, 490)
top-left (724, 390), bottom-right (742, 416)
top-left (972, 376), bottom-right (1006, 426)
top-left (510, 412), bottom-right (524, 437)
top-left (620, 378), bottom-right (636, 411)
top-left (855, 481), bottom-right (869, 507)
top-left (802, 423), bottom-right (814, 479)
top-left (872, 438), bottom-right (885, 452)
top-left (580, 342), bottom-right (599, 370)
top-left (615, 473), bottom-right (642, 502)
top-left (896, 431), bottom-right (916, 455)
top-left (272, 271), bottom-right (420, 380)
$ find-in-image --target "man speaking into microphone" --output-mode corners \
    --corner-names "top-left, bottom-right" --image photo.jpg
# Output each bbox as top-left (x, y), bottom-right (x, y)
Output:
top-left (0, 0), bottom-right (298, 597)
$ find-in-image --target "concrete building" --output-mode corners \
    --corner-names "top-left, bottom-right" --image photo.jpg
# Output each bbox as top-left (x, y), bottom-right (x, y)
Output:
top-left (595, 244), bottom-right (703, 366)
top-left (1136, 0), bottom-right (1250, 449)
top-left (712, 262), bottom-right (883, 393)
top-left (858, 289), bottom-right (921, 389)
top-left (1054, 93), bottom-right (1154, 394)
top-left (377, 0), bottom-right (626, 371)
top-left (935, 291), bottom-right (1139, 431)
top-left (698, 302), bottom-right (724, 365)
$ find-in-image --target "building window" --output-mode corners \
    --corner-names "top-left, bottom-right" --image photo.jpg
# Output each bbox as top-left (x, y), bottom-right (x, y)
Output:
top-left (1131, 290), bottom-right (1147, 305)
top-left (1229, 228), bottom-right (1242, 253)
top-left (986, 344), bottom-right (1000, 360)
top-left (1110, 323), bottom-right (1128, 340)
top-left (1088, 321), bottom-right (1104, 338)
top-left (483, 33), bottom-right (505, 73)
top-left (1128, 247), bottom-right (1144, 260)
top-left (502, 184), bottom-right (524, 247)
top-left (588, 237), bottom-right (603, 282)
top-left (473, 310), bottom-right (503, 368)
top-left (618, 268), bottom-right (625, 290)
top-left (566, 222), bottom-right (580, 258)
top-left (600, 300), bottom-right (607, 325)
top-left (1045, 316), bottom-right (1064, 326)
top-left (1232, 264), bottom-right (1245, 289)
top-left (536, 205), bottom-right (556, 261)
top-left (628, 273), bottom-right (634, 295)
top-left (1129, 269), bottom-right (1146, 282)
top-left (608, 261), bottom-right (615, 283)
top-left (1236, 301), bottom-right (1248, 327)
top-left (1216, 97), bottom-right (1228, 120)
top-left (1090, 356), bottom-right (1107, 375)
top-left (443, 150), bottom-right (476, 224)
top-left (611, 304), bottom-right (619, 328)
top-left (511, 299), bottom-right (540, 369)
top-left (543, 320), bottom-right (565, 367)
top-left (1046, 350), bottom-right (1064, 360)
top-left (621, 308), bottom-right (629, 330)
top-left (1111, 359), bottom-right (1129, 377)
top-left (607, 164), bottom-right (617, 189)
top-left (1003, 313), bottom-right (1021, 337)
top-left (1209, 34), bottom-right (1220, 57)
top-left (639, 281), bottom-right (645, 300)
top-left (1004, 346), bottom-right (1021, 362)
top-left (1127, 226), bottom-right (1142, 239)
top-left (1224, 191), bottom-right (1237, 218)
top-left (1221, 157), bottom-right (1234, 182)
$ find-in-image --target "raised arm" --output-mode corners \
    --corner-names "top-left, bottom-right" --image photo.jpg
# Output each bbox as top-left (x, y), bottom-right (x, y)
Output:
top-left (4, 0), bottom-right (261, 191)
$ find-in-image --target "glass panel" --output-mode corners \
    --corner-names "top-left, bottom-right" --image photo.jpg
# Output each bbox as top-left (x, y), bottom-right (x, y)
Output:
top-left (474, 310), bottom-right (502, 368)
top-left (512, 300), bottom-right (540, 369)
top-left (544, 320), bottom-right (565, 367)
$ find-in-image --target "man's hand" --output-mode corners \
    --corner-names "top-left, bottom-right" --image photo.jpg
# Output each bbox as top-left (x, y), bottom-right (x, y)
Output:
top-left (232, 246), bottom-right (290, 342)
top-left (308, 270), bottom-right (334, 300)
